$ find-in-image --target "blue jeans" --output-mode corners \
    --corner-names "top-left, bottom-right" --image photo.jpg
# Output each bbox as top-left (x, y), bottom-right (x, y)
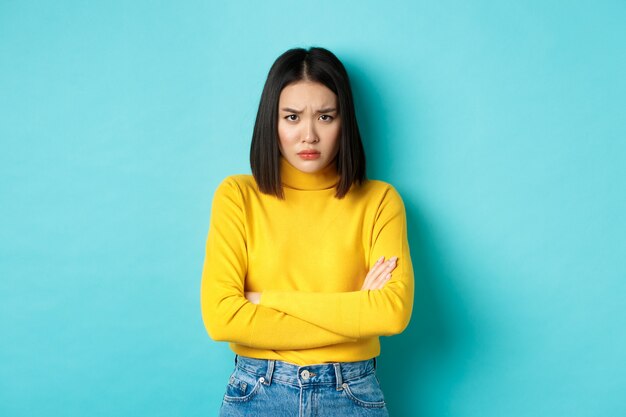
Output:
top-left (219, 355), bottom-right (389, 417)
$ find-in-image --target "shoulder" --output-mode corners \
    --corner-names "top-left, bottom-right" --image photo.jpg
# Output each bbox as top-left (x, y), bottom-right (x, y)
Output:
top-left (349, 179), bottom-right (407, 221)
top-left (361, 179), bottom-right (399, 193)
top-left (214, 174), bottom-right (257, 195)
top-left (210, 175), bottom-right (259, 209)
top-left (356, 179), bottom-right (405, 204)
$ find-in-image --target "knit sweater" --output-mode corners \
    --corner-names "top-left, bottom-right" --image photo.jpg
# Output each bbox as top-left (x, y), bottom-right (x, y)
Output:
top-left (200, 157), bottom-right (414, 365)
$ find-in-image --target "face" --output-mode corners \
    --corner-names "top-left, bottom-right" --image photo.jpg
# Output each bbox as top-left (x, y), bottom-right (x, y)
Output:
top-left (277, 81), bottom-right (341, 174)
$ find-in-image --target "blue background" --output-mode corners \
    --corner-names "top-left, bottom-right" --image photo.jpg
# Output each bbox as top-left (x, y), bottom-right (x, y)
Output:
top-left (1, 1), bottom-right (624, 416)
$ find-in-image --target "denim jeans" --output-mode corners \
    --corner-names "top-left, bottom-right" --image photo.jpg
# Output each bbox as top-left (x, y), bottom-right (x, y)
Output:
top-left (219, 355), bottom-right (389, 417)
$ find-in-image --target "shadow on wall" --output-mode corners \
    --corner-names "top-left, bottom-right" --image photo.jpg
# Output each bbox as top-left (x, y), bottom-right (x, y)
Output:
top-left (347, 55), bottom-right (471, 416)
top-left (379, 200), bottom-right (456, 417)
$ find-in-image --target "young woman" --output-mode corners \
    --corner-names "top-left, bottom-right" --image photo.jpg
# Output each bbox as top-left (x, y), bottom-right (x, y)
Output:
top-left (201, 47), bottom-right (414, 416)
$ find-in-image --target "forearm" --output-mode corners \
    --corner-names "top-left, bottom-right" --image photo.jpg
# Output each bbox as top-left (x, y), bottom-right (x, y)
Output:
top-left (202, 290), bottom-right (357, 349)
top-left (259, 269), bottom-right (413, 338)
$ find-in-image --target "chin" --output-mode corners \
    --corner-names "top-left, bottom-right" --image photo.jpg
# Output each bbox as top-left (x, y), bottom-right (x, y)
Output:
top-left (292, 160), bottom-right (328, 173)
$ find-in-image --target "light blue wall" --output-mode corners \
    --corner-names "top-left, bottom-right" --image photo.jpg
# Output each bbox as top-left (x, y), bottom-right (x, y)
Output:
top-left (1, 1), bottom-right (624, 416)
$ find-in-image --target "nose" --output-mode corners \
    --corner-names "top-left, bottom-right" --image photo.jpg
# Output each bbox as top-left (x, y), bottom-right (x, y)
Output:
top-left (303, 120), bottom-right (319, 143)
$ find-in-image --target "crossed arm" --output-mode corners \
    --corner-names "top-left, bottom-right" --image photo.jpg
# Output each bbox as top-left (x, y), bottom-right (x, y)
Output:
top-left (245, 255), bottom-right (398, 300)
top-left (200, 178), bottom-right (414, 349)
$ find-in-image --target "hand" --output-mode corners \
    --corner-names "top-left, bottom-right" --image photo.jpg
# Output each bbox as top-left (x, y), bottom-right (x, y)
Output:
top-left (245, 291), bottom-right (261, 304)
top-left (361, 256), bottom-right (398, 291)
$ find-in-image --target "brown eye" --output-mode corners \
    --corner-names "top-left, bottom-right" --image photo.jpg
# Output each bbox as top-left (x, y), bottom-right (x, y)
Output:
top-left (285, 114), bottom-right (298, 121)
top-left (319, 115), bottom-right (333, 122)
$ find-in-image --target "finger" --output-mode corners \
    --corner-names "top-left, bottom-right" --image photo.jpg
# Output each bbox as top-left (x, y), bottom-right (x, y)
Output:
top-left (387, 256), bottom-right (398, 271)
top-left (372, 272), bottom-right (392, 290)
top-left (365, 272), bottom-right (389, 291)
top-left (371, 258), bottom-right (397, 288)
top-left (363, 257), bottom-right (391, 289)
top-left (364, 256), bottom-right (385, 280)
top-left (373, 273), bottom-right (392, 290)
top-left (362, 256), bottom-right (399, 290)
top-left (362, 257), bottom-right (385, 289)
top-left (366, 256), bottom-right (389, 282)
top-left (371, 271), bottom-right (390, 289)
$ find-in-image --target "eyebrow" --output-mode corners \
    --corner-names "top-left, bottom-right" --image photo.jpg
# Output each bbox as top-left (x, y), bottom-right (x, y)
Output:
top-left (280, 107), bottom-right (338, 114)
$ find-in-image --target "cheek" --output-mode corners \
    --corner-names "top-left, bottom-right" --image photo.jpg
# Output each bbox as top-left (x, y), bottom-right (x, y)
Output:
top-left (277, 123), bottom-right (296, 146)
top-left (327, 125), bottom-right (341, 151)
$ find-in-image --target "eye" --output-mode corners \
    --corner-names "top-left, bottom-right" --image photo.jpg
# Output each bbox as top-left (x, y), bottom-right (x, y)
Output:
top-left (319, 114), bottom-right (334, 122)
top-left (285, 114), bottom-right (299, 121)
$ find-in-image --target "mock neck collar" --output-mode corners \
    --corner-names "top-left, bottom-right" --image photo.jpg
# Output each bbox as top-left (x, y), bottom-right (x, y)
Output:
top-left (280, 157), bottom-right (340, 191)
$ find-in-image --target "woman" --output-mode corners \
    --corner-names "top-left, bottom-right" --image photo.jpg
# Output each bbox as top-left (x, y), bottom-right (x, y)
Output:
top-left (201, 47), bottom-right (414, 416)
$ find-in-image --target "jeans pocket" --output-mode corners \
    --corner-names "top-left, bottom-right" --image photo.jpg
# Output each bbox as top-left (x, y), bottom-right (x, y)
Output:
top-left (341, 372), bottom-right (387, 409)
top-left (222, 369), bottom-right (263, 403)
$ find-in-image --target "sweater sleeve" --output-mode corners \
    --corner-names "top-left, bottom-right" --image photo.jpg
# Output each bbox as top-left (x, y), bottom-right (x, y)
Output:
top-left (259, 185), bottom-right (414, 339)
top-left (200, 177), bottom-right (358, 349)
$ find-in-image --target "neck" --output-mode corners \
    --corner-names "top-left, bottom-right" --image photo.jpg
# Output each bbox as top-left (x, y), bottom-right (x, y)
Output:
top-left (280, 157), bottom-right (340, 191)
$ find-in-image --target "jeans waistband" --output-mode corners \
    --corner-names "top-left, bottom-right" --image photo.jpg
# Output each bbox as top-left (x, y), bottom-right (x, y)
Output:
top-left (233, 355), bottom-right (377, 389)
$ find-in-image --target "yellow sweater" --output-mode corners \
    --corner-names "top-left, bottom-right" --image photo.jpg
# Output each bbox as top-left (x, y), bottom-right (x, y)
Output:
top-left (200, 157), bottom-right (414, 365)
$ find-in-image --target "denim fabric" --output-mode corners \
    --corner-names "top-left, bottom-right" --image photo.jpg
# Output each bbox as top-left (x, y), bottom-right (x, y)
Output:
top-left (219, 355), bottom-right (389, 417)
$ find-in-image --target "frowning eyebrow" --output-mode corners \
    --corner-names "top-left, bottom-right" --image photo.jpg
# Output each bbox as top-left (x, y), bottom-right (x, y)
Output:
top-left (280, 107), bottom-right (338, 114)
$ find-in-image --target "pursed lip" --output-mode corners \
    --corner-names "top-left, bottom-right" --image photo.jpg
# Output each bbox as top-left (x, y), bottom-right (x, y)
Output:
top-left (297, 150), bottom-right (321, 155)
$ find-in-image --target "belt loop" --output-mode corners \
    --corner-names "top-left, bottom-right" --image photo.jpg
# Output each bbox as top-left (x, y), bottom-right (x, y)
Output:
top-left (333, 363), bottom-right (343, 390)
top-left (263, 360), bottom-right (275, 385)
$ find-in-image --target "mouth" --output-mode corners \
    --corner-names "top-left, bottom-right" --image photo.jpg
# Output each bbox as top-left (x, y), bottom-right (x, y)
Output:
top-left (297, 150), bottom-right (321, 160)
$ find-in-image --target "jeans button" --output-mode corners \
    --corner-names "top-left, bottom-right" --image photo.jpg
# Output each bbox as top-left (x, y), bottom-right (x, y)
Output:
top-left (301, 370), bottom-right (310, 380)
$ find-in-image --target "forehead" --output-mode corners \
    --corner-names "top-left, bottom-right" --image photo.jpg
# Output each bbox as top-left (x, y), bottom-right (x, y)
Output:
top-left (279, 81), bottom-right (337, 107)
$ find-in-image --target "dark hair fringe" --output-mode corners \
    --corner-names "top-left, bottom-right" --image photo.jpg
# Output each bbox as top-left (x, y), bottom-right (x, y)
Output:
top-left (250, 47), bottom-right (366, 199)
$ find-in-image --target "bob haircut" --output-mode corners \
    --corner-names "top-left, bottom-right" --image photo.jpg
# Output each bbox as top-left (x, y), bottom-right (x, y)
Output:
top-left (250, 47), bottom-right (366, 199)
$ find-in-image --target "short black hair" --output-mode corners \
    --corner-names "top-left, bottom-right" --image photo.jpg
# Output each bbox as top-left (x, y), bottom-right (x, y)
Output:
top-left (250, 47), bottom-right (366, 199)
